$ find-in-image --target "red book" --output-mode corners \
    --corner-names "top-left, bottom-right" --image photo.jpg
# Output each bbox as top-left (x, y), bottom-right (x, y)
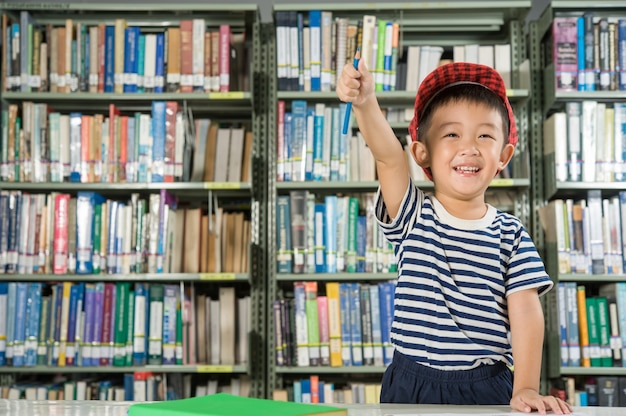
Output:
top-left (179, 20), bottom-right (193, 93)
top-left (100, 282), bottom-right (115, 366)
top-left (219, 24), bottom-right (231, 92)
top-left (552, 17), bottom-right (578, 91)
top-left (53, 194), bottom-right (70, 274)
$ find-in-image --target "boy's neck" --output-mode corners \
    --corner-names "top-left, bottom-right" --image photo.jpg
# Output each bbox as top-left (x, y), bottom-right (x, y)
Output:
top-left (432, 192), bottom-right (488, 220)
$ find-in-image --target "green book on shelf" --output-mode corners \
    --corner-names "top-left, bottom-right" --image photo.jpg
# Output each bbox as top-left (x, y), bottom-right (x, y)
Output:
top-left (127, 394), bottom-right (347, 416)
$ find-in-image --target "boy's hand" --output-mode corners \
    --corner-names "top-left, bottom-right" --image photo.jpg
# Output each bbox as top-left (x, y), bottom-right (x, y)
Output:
top-left (336, 59), bottom-right (374, 108)
top-left (511, 389), bottom-right (573, 414)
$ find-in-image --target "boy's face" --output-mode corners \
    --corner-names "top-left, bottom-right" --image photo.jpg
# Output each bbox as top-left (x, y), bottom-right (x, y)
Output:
top-left (411, 99), bottom-right (515, 202)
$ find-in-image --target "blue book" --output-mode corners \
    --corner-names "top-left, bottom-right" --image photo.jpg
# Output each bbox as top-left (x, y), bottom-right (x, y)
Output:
top-left (69, 113), bottom-right (82, 182)
top-left (308, 10), bottom-right (321, 91)
top-left (314, 203), bottom-right (326, 273)
top-left (82, 283), bottom-right (95, 366)
top-left (369, 284), bottom-right (383, 366)
top-left (291, 100), bottom-right (307, 181)
top-left (615, 104), bottom-right (626, 181)
top-left (305, 108), bottom-right (315, 181)
top-left (124, 373), bottom-right (134, 401)
top-left (0, 282), bottom-right (7, 365)
top-left (312, 108), bottom-right (324, 181)
top-left (104, 26), bottom-right (115, 92)
top-left (338, 282), bottom-right (352, 366)
top-left (300, 378), bottom-right (311, 403)
top-left (356, 215), bottom-right (366, 273)
top-left (378, 281), bottom-right (395, 366)
top-left (73, 282), bottom-right (85, 365)
top-left (6, 192), bottom-right (20, 274)
top-left (557, 282), bottom-right (569, 366)
top-left (12, 282), bottom-right (28, 367)
top-left (577, 17), bottom-right (586, 91)
top-left (324, 196), bottom-right (337, 273)
top-left (50, 283), bottom-right (64, 367)
top-left (92, 282), bottom-right (105, 366)
top-left (137, 34), bottom-right (146, 93)
top-left (5, 283), bottom-right (16, 365)
top-left (126, 116), bottom-right (136, 182)
top-left (619, 19), bottom-right (626, 91)
top-left (24, 282), bottom-right (42, 367)
top-left (157, 190), bottom-right (176, 273)
top-left (283, 112), bottom-right (293, 182)
top-left (123, 27), bottom-right (139, 93)
top-left (276, 195), bottom-right (293, 273)
top-left (76, 191), bottom-right (106, 274)
top-left (106, 201), bottom-right (120, 274)
top-left (154, 33), bottom-right (165, 93)
top-left (349, 282), bottom-right (363, 366)
top-left (81, 25), bottom-right (89, 92)
top-left (293, 379), bottom-right (302, 403)
top-left (65, 284), bottom-right (80, 366)
top-left (151, 101), bottom-right (166, 182)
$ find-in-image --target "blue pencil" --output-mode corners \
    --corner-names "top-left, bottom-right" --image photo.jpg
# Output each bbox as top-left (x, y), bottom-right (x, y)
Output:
top-left (342, 47), bottom-right (361, 135)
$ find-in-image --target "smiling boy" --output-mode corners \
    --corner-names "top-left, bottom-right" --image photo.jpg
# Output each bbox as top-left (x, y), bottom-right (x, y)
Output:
top-left (336, 61), bottom-right (572, 414)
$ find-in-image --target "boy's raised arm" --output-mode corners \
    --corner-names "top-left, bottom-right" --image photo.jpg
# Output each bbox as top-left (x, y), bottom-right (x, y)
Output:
top-left (336, 59), bottom-right (409, 218)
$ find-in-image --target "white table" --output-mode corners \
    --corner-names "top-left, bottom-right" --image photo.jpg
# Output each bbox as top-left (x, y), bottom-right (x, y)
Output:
top-left (0, 400), bottom-right (622, 416)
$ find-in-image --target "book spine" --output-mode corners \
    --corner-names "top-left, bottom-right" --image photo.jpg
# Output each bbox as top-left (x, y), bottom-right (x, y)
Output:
top-left (148, 283), bottom-right (164, 365)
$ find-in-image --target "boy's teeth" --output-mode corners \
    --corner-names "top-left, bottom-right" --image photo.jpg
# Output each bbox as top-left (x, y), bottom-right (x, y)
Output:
top-left (456, 166), bottom-right (478, 172)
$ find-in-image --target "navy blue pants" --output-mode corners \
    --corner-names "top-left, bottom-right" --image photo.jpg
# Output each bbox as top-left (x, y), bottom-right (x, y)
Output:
top-left (380, 350), bottom-right (513, 405)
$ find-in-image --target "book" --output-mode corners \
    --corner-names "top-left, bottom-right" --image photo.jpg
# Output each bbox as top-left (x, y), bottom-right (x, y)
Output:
top-left (127, 393), bottom-right (347, 416)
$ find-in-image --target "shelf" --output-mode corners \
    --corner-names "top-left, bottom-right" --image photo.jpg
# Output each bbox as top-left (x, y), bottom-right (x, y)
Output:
top-left (542, 64), bottom-right (626, 114)
top-left (0, 364), bottom-right (248, 374)
top-left (276, 273), bottom-right (396, 282)
top-left (276, 178), bottom-right (529, 193)
top-left (277, 90), bottom-right (529, 106)
top-left (557, 274), bottom-right (626, 283)
top-left (0, 182), bottom-right (252, 198)
top-left (0, 273), bottom-right (250, 283)
top-left (560, 366), bottom-right (626, 376)
top-left (275, 366), bottom-right (387, 374)
top-left (1, 92), bottom-right (253, 113)
top-left (536, 1), bottom-right (626, 40)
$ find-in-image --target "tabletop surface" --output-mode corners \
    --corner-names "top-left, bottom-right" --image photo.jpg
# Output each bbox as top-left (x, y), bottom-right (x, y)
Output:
top-left (0, 400), bottom-right (621, 416)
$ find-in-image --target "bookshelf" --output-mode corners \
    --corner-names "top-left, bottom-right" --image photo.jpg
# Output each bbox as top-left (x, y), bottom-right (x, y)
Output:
top-left (529, 0), bottom-right (626, 404)
top-left (267, 1), bottom-right (533, 403)
top-left (0, 2), bottom-right (268, 401)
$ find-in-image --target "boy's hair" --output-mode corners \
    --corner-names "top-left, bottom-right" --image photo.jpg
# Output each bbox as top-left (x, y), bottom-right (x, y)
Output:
top-left (408, 62), bottom-right (518, 146)
top-left (416, 83), bottom-right (510, 144)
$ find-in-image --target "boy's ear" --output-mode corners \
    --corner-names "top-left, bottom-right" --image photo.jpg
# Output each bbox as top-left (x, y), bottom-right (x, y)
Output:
top-left (410, 140), bottom-right (430, 168)
top-left (498, 143), bottom-right (515, 171)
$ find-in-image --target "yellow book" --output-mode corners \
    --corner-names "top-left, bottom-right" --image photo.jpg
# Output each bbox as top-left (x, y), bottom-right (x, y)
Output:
top-left (577, 285), bottom-right (591, 367)
top-left (326, 282), bottom-right (342, 367)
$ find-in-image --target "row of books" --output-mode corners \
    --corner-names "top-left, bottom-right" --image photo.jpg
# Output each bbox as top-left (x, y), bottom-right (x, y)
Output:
top-left (543, 101), bottom-right (626, 183)
top-left (539, 192), bottom-right (626, 276)
top-left (0, 190), bottom-right (250, 275)
top-left (556, 282), bottom-right (626, 368)
top-left (551, 15), bottom-right (626, 92)
top-left (273, 281), bottom-right (395, 368)
top-left (276, 192), bottom-right (397, 275)
top-left (0, 281), bottom-right (250, 368)
top-left (276, 101), bottom-right (375, 183)
top-left (552, 375), bottom-right (626, 407)
top-left (274, 11), bottom-right (512, 92)
top-left (273, 375), bottom-right (381, 405)
top-left (0, 102), bottom-right (253, 184)
top-left (3, 13), bottom-right (247, 93)
top-left (2, 373), bottom-right (251, 401)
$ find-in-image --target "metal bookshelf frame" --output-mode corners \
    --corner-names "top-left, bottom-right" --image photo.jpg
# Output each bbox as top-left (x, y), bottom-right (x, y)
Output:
top-left (266, 1), bottom-right (533, 399)
top-left (530, 0), bottom-right (626, 390)
top-left (0, 2), bottom-right (266, 398)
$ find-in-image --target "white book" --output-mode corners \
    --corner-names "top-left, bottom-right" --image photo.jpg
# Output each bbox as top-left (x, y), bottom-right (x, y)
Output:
top-left (213, 128), bottom-right (231, 182)
top-left (360, 15), bottom-right (377, 72)
top-left (478, 45), bottom-right (494, 68)
top-left (581, 100), bottom-right (598, 182)
top-left (143, 34), bottom-right (157, 92)
top-left (302, 27), bottom-right (311, 91)
top-left (192, 19), bottom-right (205, 90)
top-left (601, 108), bottom-right (614, 182)
top-left (543, 112), bottom-right (568, 182)
top-left (453, 44), bottom-right (465, 63)
top-left (464, 44), bottom-right (479, 63)
top-left (227, 127), bottom-right (245, 182)
top-left (236, 296), bottom-right (249, 365)
top-left (495, 44), bottom-right (512, 88)
top-left (322, 106), bottom-right (332, 181)
top-left (209, 299), bottom-right (221, 365)
top-left (89, 26), bottom-right (99, 92)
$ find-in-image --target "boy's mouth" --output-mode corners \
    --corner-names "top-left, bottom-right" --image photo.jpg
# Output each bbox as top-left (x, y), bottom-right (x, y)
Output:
top-left (454, 166), bottom-right (480, 173)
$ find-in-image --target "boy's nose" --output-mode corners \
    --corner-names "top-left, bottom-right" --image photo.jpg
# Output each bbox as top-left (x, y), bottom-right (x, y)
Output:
top-left (459, 140), bottom-right (479, 155)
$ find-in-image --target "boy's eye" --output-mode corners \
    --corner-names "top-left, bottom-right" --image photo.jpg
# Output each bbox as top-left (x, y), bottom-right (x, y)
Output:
top-left (479, 134), bottom-right (495, 140)
top-left (444, 132), bottom-right (458, 138)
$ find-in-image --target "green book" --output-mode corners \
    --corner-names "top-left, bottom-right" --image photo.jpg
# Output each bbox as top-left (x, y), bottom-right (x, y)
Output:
top-left (127, 393), bottom-right (347, 416)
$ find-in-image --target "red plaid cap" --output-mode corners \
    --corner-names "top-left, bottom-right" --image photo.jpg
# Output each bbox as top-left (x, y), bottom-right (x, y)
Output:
top-left (408, 62), bottom-right (518, 147)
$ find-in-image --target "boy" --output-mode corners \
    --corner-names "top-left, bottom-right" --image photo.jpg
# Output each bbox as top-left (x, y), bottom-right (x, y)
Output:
top-left (336, 61), bottom-right (571, 414)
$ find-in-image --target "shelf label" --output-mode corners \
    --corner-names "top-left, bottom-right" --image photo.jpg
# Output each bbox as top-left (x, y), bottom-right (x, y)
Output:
top-left (200, 273), bottom-right (236, 281)
top-left (490, 178), bottom-right (514, 187)
top-left (204, 182), bottom-right (241, 190)
top-left (208, 92), bottom-right (245, 100)
top-left (196, 365), bottom-right (233, 373)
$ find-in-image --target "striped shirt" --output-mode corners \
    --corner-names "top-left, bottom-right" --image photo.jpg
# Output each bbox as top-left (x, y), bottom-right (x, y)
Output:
top-left (376, 181), bottom-right (553, 370)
